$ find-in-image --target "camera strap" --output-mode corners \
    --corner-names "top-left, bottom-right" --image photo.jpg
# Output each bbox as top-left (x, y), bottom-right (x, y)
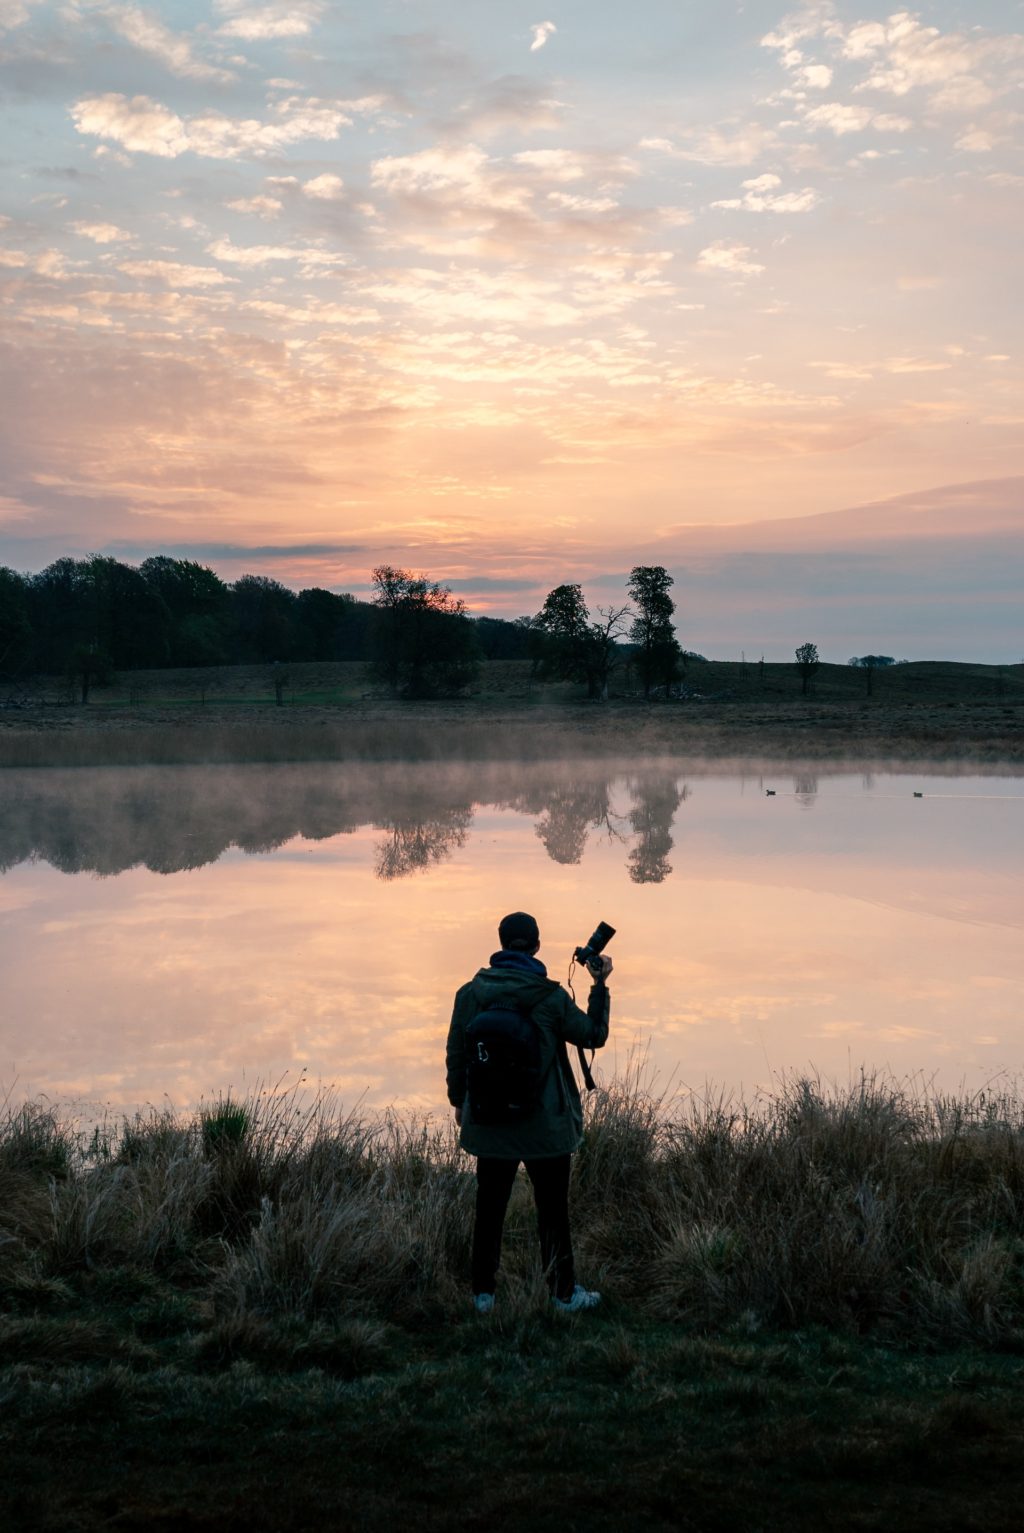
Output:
top-left (567, 957), bottom-right (600, 1092)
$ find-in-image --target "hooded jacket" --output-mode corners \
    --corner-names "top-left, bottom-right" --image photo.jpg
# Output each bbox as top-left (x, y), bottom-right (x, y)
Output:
top-left (446, 950), bottom-right (610, 1159)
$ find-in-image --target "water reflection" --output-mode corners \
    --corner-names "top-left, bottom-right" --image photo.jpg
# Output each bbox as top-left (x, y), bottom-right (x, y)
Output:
top-left (0, 762), bottom-right (688, 885)
top-left (794, 773), bottom-right (819, 810)
top-left (1, 760), bottom-right (1021, 1114)
top-left (374, 808), bottom-right (472, 882)
top-left (628, 778), bottom-right (688, 884)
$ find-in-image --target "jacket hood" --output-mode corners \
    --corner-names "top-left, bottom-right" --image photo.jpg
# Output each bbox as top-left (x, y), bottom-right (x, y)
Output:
top-left (470, 963), bottom-right (559, 1010)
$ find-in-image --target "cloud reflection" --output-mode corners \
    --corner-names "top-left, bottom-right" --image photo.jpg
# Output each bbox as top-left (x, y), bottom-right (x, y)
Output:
top-left (1, 761), bottom-right (1021, 1112)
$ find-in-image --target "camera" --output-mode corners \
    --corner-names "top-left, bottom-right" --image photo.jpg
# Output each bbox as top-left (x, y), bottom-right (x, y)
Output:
top-left (574, 921), bottom-right (616, 970)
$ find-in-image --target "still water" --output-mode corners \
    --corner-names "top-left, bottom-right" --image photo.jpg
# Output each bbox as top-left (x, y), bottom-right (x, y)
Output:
top-left (1, 760), bottom-right (1021, 1114)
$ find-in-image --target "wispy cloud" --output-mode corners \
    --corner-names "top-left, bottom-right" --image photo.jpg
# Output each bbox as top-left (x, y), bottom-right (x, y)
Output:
top-left (697, 241), bottom-right (765, 276)
top-left (215, 1), bottom-right (323, 41)
top-left (117, 259), bottom-right (237, 286)
top-left (71, 220), bottom-right (132, 243)
top-left (529, 20), bottom-right (556, 53)
top-left (71, 93), bottom-right (353, 160)
top-left (713, 173), bottom-right (820, 213)
top-left (104, 5), bottom-right (236, 85)
top-left (641, 123), bottom-right (780, 166)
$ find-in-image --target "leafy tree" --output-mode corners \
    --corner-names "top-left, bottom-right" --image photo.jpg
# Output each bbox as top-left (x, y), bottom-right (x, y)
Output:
top-left (28, 558), bottom-right (93, 674)
top-left (474, 614), bottom-right (533, 661)
top-left (85, 555), bottom-right (170, 670)
top-left (230, 574), bottom-right (298, 663)
top-left (295, 588), bottom-right (355, 661)
top-left (0, 567), bottom-right (33, 678)
top-left (849, 654), bottom-right (895, 697)
top-left (627, 565), bottom-right (682, 698)
top-left (141, 557), bottom-right (229, 665)
top-left (531, 584), bottom-right (630, 699)
top-left (27, 556), bottom-right (169, 674)
top-left (370, 565), bottom-right (478, 698)
top-left (530, 584), bottom-right (591, 685)
top-left (795, 641), bottom-right (820, 696)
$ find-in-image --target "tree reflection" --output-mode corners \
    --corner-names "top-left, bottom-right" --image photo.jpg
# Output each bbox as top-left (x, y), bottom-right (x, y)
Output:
top-left (794, 773), bottom-right (819, 810)
top-left (0, 762), bottom-right (688, 882)
top-left (533, 779), bottom-right (622, 865)
top-left (372, 809), bottom-right (472, 881)
top-left (626, 774), bottom-right (687, 884)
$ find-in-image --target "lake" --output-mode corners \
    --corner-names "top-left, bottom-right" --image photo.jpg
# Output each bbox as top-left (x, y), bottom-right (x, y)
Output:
top-left (1, 759), bottom-right (1021, 1116)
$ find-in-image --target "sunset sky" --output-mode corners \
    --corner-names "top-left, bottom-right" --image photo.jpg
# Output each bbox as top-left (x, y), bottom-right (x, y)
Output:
top-left (0, 0), bottom-right (1021, 657)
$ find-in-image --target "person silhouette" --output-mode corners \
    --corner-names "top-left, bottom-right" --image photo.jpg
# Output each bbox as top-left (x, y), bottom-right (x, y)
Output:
top-left (445, 910), bottom-right (611, 1314)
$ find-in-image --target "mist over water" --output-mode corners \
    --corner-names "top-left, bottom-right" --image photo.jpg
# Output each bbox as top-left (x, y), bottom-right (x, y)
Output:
top-left (1, 758), bottom-right (1021, 1114)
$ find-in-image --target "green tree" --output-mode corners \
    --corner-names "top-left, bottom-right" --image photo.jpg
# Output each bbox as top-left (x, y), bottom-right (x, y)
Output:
top-left (85, 555), bottom-right (170, 670)
top-left (370, 566), bottom-right (478, 698)
top-left (474, 614), bottom-right (533, 660)
top-left (530, 584), bottom-right (591, 686)
top-left (532, 584), bottom-right (630, 699)
top-left (28, 558), bottom-right (92, 674)
top-left (849, 654), bottom-right (895, 697)
top-left (0, 567), bottom-right (34, 678)
top-left (141, 557), bottom-right (229, 665)
top-left (795, 641), bottom-right (820, 696)
top-left (230, 574), bottom-right (298, 663)
top-left (295, 587), bottom-right (368, 661)
top-left (627, 565), bottom-right (682, 698)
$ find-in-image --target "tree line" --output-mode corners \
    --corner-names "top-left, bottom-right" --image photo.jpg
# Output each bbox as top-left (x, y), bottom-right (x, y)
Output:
top-left (0, 554), bottom-right (685, 701)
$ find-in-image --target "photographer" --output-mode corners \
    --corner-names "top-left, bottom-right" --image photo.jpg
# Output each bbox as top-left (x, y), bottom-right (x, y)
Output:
top-left (445, 910), bottom-right (611, 1315)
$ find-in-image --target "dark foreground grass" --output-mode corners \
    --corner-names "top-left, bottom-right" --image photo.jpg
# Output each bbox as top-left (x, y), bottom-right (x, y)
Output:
top-left (3, 1076), bottom-right (1024, 1531)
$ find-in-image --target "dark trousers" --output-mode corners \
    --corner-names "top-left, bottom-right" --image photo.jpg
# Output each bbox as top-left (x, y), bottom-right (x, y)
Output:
top-left (472, 1154), bottom-right (576, 1301)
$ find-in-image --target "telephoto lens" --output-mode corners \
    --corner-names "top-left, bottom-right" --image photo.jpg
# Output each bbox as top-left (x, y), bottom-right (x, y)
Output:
top-left (574, 921), bottom-right (616, 967)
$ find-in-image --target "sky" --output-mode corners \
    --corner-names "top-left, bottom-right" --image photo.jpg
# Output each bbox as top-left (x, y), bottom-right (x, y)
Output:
top-left (0, 0), bottom-right (1021, 658)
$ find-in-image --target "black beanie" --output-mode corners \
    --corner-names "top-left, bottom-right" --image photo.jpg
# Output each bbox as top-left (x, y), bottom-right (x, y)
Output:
top-left (498, 911), bottom-right (540, 950)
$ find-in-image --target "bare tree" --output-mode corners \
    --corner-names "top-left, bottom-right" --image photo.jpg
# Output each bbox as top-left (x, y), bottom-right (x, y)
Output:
top-left (589, 604), bottom-right (632, 700)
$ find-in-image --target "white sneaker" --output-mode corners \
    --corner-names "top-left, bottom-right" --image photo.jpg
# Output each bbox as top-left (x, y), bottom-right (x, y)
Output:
top-left (473, 1292), bottom-right (495, 1315)
top-left (552, 1285), bottom-right (601, 1313)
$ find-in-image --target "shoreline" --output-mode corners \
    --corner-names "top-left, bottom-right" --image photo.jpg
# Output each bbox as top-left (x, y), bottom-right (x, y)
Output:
top-left (2, 697), bottom-right (1023, 768)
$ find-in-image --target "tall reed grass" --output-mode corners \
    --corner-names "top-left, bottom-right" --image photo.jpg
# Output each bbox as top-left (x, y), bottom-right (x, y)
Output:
top-left (2, 1073), bottom-right (1022, 1346)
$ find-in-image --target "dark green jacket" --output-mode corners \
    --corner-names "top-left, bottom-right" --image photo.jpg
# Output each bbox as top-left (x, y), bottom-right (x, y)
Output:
top-left (446, 957), bottom-right (610, 1159)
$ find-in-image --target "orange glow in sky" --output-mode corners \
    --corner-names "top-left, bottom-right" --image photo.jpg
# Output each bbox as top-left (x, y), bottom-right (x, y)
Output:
top-left (0, 1), bottom-right (1021, 654)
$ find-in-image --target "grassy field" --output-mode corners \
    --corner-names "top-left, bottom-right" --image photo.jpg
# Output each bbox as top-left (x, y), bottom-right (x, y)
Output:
top-left (5, 656), bottom-right (1024, 709)
top-left (3, 1075), bottom-right (1024, 1530)
top-left (1, 658), bottom-right (1023, 767)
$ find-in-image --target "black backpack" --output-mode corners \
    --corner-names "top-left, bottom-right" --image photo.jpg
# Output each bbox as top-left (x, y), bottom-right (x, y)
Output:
top-left (465, 1001), bottom-right (544, 1125)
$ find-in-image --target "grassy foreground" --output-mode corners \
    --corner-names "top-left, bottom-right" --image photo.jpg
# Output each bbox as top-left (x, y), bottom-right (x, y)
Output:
top-left (3, 1075), bottom-right (1024, 1530)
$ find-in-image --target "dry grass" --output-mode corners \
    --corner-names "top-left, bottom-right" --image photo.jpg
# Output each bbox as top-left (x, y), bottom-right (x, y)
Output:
top-left (2, 1073), bottom-right (1022, 1348)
